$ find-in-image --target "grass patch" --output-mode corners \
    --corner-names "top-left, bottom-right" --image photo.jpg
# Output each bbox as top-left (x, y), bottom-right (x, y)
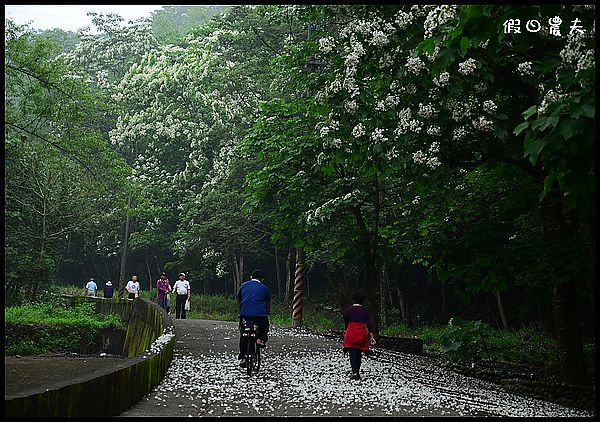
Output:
top-left (5, 293), bottom-right (125, 356)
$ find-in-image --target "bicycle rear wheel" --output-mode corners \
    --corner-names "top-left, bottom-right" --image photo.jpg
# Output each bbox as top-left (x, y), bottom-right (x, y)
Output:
top-left (246, 339), bottom-right (255, 376)
top-left (254, 346), bottom-right (261, 374)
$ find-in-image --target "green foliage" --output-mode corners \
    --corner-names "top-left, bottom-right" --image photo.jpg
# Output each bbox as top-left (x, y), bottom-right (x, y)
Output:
top-left (382, 320), bottom-right (563, 371)
top-left (4, 18), bottom-right (131, 305)
top-left (4, 297), bottom-right (125, 356)
top-left (438, 317), bottom-right (494, 362)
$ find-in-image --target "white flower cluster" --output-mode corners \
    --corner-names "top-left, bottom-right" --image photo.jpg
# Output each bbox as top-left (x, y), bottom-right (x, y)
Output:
top-left (453, 126), bottom-right (467, 140)
top-left (395, 10), bottom-right (414, 29)
top-left (371, 127), bottom-right (388, 143)
top-left (370, 30), bottom-right (389, 47)
top-left (418, 103), bottom-right (438, 119)
top-left (472, 116), bottom-right (494, 131)
top-left (375, 100), bottom-right (387, 112)
top-left (352, 123), bottom-right (365, 138)
top-left (433, 71), bottom-right (450, 87)
top-left (447, 100), bottom-right (473, 122)
top-left (483, 100), bottom-right (497, 114)
top-left (342, 76), bottom-right (360, 98)
top-left (559, 29), bottom-right (595, 75)
top-left (214, 260), bottom-right (229, 277)
top-left (394, 107), bottom-right (423, 136)
top-left (345, 99), bottom-right (358, 113)
top-left (411, 4), bottom-right (436, 18)
top-left (319, 126), bottom-right (330, 138)
top-left (379, 53), bottom-right (394, 68)
top-left (424, 5), bottom-right (458, 38)
top-left (385, 93), bottom-right (401, 107)
top-left (458, 58), bottom-right (477, 75)
top-left (318, 36), bottom-right (335, 54)
top-left (412, 142), bottom-right (441, 170)
top-left (537, 88), bottom-right (564, 114)
top-left (406, 56), bottom-right (426, 75)
top-left (327, 77), bottom-right (342, 94)
top-left (405, 84), bottom-right (417, 95)
top-left (305, 194), bottom-right (349, 225)
top-left (517, 61), bottom-right (534, 77)
top-left (330, 138), bottom-right (342, 148)
top-left (425, 45), bottom-right (440, 62)
top-left (427, 125), bottom-right (441, 136)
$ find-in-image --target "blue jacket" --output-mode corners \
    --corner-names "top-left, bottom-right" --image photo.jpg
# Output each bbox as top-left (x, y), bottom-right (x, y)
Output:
top-left (236, 279), bottom-right (271, 317)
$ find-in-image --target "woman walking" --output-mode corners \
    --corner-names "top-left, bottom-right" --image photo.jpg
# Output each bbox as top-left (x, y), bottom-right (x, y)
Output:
top-left (343, 290), bottom-right (376, 380)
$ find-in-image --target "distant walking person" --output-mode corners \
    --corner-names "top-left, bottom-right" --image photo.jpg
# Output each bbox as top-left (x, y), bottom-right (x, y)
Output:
top-left (343, 290), bottom-right (376, 380)
top-left (156, 272), bottom-right (171, 310)
top-left (104, 281), bottom-right (114, 298)
top-left (126, 275), bottom-right (141, 300)
top-left (85, 278), bottom-right (98, 297)
top-left (173, 272), bottom-right (190, 319)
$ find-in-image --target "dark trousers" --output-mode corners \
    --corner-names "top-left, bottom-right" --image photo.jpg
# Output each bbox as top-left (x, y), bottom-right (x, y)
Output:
top-left (238, 316), bottom-right (269, 359)
top-left (348, 348), bottom-right (362, 374)
top-left (157, 297), bottom-right (166, 309)
top-left (175, 294), bottom-right (188, 319)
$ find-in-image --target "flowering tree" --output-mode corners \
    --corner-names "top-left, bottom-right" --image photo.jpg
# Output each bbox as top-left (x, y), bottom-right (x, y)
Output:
top-left (243, 4), bottom-right (594, 384)
top-left (4, 19), bottom-right (128, 303)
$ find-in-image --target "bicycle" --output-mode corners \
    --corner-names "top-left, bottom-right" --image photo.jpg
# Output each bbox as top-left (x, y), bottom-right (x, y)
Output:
top-left (241, 317), bottom-right (261, 376)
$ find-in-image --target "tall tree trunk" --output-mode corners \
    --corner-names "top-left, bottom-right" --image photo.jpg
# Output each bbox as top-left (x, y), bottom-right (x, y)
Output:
top-left (440, 279), bottom-right (447, 325)
top-left (32, 202), bottom-right (49, 302)
top-left (351, 207), bottom-right (380, 334)
top-left (145, 252), bottom-right (153, 294)
top-left (118, 193), bottom-right (132, 299)
top-left (542, 193), bottom-right (589, 385)
top-left (284, 249), bottom-right (292, 306)
top-left (275, 246), bottom-right (283, 301)
top-left (396, 285), bottom-right (407, 323)
top-left (380, 263), bottom-right (389, 328)
top-left (493, 286), bottom-right (510, 330)
top-left (240, 247), bottom-right (245, 286)
top-left (233, 254), bottom-right (241, 294)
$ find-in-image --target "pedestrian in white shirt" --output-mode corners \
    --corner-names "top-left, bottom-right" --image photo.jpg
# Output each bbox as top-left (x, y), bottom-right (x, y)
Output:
top-left (85, 278), bottom-right (98, 297)
top-left (173, 273), bottom-right (191, 319)
top-left (125, 275), bottom-right (141, 300)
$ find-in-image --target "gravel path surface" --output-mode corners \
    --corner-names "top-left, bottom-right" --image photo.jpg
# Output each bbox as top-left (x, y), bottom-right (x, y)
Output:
top-left (120, 319), bottom-right (593, 417)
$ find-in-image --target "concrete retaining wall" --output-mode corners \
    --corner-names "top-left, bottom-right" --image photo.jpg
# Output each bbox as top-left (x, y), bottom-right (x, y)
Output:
top-left (4, 297), bottom-right (175, 417)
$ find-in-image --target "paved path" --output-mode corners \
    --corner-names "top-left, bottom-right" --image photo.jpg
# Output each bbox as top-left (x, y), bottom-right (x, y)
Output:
top-left (119, 319), bottom-right (592, 417)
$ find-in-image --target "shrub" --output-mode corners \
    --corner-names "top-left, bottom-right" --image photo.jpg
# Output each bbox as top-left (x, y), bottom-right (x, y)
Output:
top-left (438, 317), bottom-right (494, 362)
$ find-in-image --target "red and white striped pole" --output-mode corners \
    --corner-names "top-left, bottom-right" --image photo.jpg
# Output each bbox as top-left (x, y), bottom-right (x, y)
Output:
top-left (292, 248), bottom-right (305, 328)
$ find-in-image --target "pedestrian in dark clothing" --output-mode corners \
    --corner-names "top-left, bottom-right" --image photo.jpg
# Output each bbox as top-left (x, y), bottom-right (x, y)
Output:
top-left (343, 290), bottom-right (376, 380)
top-left (104, 281), bottom-right (114, 298)
top-left (156, 272), bottom-right (171, 310)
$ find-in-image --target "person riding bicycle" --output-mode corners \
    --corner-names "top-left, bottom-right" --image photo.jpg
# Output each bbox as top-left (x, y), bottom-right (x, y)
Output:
top-left (236, 269), bottom-right (271, 368)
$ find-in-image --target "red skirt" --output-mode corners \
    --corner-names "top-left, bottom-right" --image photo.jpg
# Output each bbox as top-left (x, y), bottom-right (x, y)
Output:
top-left (343, 321), bottom-right (369, 351)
